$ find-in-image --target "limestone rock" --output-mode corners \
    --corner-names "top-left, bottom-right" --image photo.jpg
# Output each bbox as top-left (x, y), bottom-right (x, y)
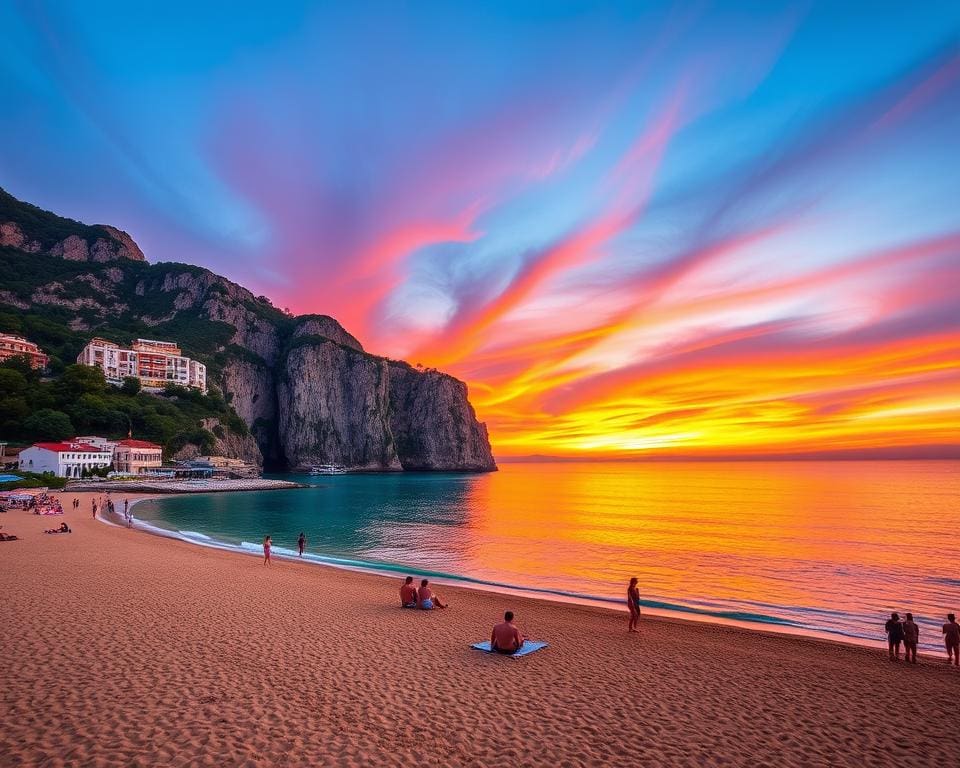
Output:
top-left (278, 340), bottom-right (402, 471)
top-left (387, 362), bottom-right (496, 471)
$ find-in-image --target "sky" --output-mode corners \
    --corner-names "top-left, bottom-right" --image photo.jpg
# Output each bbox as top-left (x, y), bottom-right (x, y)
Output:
top-left (1, 1), bottom-right (959, 458)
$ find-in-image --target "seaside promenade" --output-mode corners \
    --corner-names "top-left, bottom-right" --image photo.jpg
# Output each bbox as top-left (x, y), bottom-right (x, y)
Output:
top-left (1, 493), bottom-right (957, 767)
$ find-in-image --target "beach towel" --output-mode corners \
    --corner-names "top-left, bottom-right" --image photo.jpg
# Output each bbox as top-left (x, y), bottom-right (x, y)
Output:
top-left (470, 641), bottom-right (548, 658)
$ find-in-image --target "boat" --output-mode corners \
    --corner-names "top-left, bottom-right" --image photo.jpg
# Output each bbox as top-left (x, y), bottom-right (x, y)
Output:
top-left (308, 464), bottom-right (348, 475)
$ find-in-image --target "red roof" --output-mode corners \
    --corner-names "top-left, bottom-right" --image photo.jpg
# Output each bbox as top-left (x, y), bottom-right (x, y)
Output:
top-left (32, 442), bottom-right (111, 453)
top-left (116, 439), bottom-right (162, 449)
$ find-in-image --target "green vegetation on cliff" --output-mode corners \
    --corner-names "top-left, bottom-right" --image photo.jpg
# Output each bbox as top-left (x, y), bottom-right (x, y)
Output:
top-left (0, 187), bottom-right (112, 251)
top-left (0, 247), bottom-right (288, 376)
top-left (0, 357), bottom-right (246, 456)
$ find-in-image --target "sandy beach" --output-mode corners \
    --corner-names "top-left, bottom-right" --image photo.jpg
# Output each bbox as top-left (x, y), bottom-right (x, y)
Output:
top-left (1, 493), bottom-right (957, 768)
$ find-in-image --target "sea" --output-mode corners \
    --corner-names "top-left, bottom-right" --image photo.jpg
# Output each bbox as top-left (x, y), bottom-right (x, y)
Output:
top-left (133, 460), bottom-right (959, 653)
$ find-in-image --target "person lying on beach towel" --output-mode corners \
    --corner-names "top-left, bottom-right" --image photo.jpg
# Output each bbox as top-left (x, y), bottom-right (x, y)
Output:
top-left (491, 611), bottom-right (524, 654)
top-left (400, 576), bottom-right (419, 608)
top-left (0, 531), bottom-right (19, 541)
top-left (417, 579), bottom-right (448, 609)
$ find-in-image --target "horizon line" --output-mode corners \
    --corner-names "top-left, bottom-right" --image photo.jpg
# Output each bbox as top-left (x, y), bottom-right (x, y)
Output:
top-left (495, 445), bottom-right (960, 463)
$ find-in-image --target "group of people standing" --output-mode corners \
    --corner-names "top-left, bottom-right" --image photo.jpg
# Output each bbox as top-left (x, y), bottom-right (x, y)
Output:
top-left (885, 612), bottom-right (959, 666)
top-left (89, 495), bottom-right (132, 527)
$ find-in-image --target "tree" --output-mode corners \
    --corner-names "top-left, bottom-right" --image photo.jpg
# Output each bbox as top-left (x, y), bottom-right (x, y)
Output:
top-left (120, 376), bottom-right (141, 395)
top-left (0, 356), bottom-right (38, 382)
top-left (0, 367), bottom-right (28, 397)
top-left (56, 364), bottom-right (107, 401)
top-left (23, 408), bottom-right (74, 440)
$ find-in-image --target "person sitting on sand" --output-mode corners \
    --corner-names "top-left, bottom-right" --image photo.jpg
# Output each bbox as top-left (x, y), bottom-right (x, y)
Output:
top-left (44, 522), bottom-right (71, 534)
top-left (627, 577), bottom-right (641, 632)
top-left (902, 613), bottom-right (919, 664)
top-left (417, 579), bottom-right (447, 610)
top-left (491, 611), bottom-right (525, 654)
top-left (263, 535), bottom-right (272, 567)
top-left (944, 613), bottom-right (960, 667)
top-left (885, 612), bottom-right (904, 660)
top-left (297, 531), bottom-right (306, 557)
top-left (400, 576), bottom-right (419, 608)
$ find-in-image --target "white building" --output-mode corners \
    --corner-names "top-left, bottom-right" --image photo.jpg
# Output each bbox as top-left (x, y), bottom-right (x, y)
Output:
top-left (74, 436), bottom-right (118, 452)
top-left (19, 441), bottom-right (113, 478)
top-left (76, 338), bottom-right (207, 393)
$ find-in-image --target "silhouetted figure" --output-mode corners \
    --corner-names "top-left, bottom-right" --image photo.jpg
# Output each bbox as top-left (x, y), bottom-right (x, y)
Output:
top-left (902, 613), bottom-right (919, 663)
top-left (627, 577), bottom-right (641, 632)
top-left (944, 613), bottom-right (960, 667)
top-left (885, 612), bottom-right (904, 660)
top-left (297, 531), bottom-right (306, 557)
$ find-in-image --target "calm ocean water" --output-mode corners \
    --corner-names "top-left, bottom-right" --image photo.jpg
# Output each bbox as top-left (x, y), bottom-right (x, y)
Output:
top-left (134, 461), bottom-right (959, 652)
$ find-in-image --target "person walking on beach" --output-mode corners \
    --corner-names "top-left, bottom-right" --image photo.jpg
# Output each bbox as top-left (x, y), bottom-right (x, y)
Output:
top-left (902, 613), bottom-right (919, 664)
top-left (491, 611), bottom-right (525, 654)
top-left (400, 576), bottom-right (419, 608)
top-left (944, 613), bottom-right (960, 666)
top-left (885, 612), bottom-right (904, 660)
top-left (91, 500), bottom-right (98, 519)
top-left (627, 577), bottom-right (642, 632)
top-left (263, 535), bottom-right (272, 567)
top-left (297, 532), bottom-right (306, 557)
top-left (417, 579), bottom-right (447, 609)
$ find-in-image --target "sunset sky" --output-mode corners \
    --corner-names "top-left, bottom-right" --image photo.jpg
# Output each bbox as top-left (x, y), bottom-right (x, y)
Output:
top-left (2, 2), bottom-right (958, 457)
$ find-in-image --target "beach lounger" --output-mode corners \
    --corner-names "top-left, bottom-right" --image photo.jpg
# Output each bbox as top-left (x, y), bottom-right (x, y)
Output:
top-left (470, 641), bottom-right (548, 658)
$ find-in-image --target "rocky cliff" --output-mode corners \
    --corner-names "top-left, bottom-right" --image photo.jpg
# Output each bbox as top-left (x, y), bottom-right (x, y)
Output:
top-left (0, 186), bottom-right (496, 472)
top-left (278, 337), bottom-right (402, 470)
top-left (387, 362), bottom-right (496, 471)
top-left (1, 188), bottom-right (145, 262)
top-left (171, 417), bottom-right (262, 466)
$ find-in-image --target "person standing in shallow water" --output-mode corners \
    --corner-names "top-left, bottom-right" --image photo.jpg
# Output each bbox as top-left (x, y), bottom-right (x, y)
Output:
top-left (627, 577), bottom-right (641, 632)
top-left (263, 535), bottom-right (272, 567)
top-left (902, 613), bottom-right (919, 664)
top-left (297, 532), bottom-right (306, 557)
top-left (885, 612), bottom-right (904, 660)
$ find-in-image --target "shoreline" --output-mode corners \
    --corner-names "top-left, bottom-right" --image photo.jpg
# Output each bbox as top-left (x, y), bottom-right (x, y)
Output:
top-left (65, 478), bottom-right (307, 493)
top-left (123, 492), bottom-right (939, 658)
top-left (2, 491), bottom-right (957, 767)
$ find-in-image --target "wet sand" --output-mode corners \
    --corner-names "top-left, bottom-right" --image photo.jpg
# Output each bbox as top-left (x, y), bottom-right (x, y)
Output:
top-left (1, 493), bottom-right (957, 767)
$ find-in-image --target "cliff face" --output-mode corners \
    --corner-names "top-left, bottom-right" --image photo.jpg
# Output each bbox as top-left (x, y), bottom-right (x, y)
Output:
top-left (387, 363), bottom-right (497, 471)
top-left (221, 357), bottom-right (280, 465)
top-left (278, 340), bottom-right (402, 470)
top-left (0, 186), bottom-right (496, 473)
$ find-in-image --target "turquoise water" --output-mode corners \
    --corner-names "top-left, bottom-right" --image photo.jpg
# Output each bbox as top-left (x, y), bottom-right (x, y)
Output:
top-left (134, 460), bottom-right (960, 653)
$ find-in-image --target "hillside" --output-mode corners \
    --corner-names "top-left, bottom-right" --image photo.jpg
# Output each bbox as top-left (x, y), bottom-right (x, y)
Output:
top-left (0, 187), bottom-right (496, 472)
